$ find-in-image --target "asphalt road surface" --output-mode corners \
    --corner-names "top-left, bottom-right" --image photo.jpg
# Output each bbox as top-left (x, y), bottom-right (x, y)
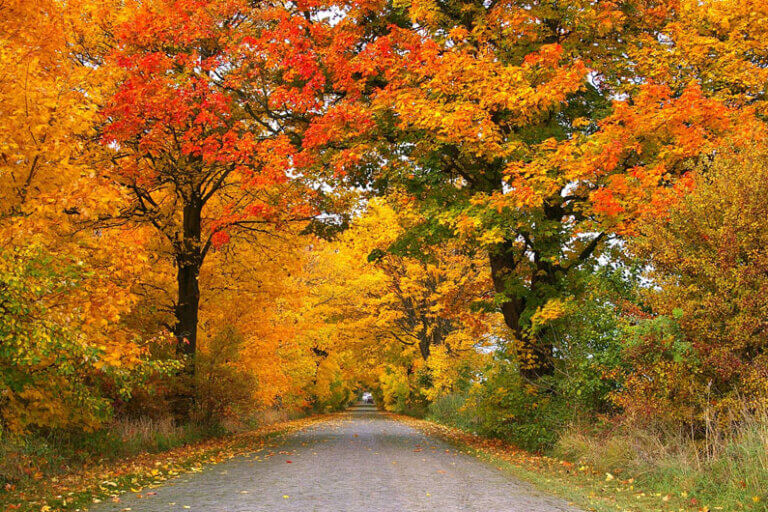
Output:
top-left (89, 405), bottom-right (580, 512)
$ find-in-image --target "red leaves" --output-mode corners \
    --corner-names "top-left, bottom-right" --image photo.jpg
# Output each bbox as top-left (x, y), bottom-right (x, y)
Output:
top-left (210, 231), bottom-right (231, 249)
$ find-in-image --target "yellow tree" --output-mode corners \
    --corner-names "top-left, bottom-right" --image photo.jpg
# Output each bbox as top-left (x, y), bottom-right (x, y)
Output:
top-left (0, 0), bottom-right (173, 432)
top-left (195, 227), bottom-right (319, 419)
top-left (303, 197), bottom-right (497, 409)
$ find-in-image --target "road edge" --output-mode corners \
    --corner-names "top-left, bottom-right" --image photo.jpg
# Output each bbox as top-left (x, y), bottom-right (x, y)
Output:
top-left (388, 414), bottom-right (698, 512)
top-left (0, 414), bottom-right (340, 512)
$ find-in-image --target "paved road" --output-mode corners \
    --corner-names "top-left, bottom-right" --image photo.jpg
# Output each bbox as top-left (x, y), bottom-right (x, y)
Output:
top-left (90, 405), bottom-right (580, 512)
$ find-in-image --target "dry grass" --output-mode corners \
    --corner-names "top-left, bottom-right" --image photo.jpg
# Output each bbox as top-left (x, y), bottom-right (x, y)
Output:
top-left (554, 407), bottom-right (768, 509)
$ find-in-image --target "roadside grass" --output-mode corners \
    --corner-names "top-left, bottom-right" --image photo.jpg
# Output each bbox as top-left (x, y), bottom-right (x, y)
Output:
top-left (555, 420), bottom-right (768, 512)
top-left (0, 414), bottom-right (334, 512)
top-left (392, 414), bottom-right (767, 512)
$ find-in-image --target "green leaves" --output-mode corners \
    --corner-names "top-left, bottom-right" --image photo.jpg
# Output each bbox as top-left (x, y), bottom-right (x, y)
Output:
top-left (0, 246), bottom-right (174, 434)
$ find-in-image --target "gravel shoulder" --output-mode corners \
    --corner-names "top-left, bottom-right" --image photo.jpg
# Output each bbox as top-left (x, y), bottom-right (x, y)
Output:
top-left (88, 406), bottom-right (581, 512)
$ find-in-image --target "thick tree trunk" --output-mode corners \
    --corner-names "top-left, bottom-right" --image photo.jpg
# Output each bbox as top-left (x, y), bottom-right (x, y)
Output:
top-left (171, 200), bottom-right (203, 418)
top-left (489, 240), bottom-right (554, 380)
top-left (175, 261), bottom-right (200, 357)
top-left (418, 338), bottom-right (431, 360)
top-left (174, 201), bottom-right (203, 358)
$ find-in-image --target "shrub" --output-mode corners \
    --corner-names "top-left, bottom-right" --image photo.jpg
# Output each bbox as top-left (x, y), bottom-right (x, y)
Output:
top-left (427, 393), bottom-right (476, 431)
top-left (194, 327), bottom-right (258, 426)
top-left (626, 148), bottom-right (768, 426)
top-left (0, 246), bottom-right (173, 435)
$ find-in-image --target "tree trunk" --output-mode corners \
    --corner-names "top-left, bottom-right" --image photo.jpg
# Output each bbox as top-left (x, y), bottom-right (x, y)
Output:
top-left (418, 338), bottom-right (431, 360)
top-left (171, 200), bottom-right (203, 418)
top-left (175, 260), bottom-right (200, 357)
top-left (174, 200), bottom-right (203, 358)
top-left (489, 240), bottom-right (554, 380)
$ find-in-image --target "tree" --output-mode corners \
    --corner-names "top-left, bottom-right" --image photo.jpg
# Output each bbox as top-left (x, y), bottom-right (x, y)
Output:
top-left (0, 0), bottom-right (179, 433)
top-left (313, 0), bottom-right (744, 379)
top-left (619, 141), bottom-right (768, 425)
top-left (196, 227), bottom-right (318, 415)
top-left (101, 0), bottom-right (325, 363)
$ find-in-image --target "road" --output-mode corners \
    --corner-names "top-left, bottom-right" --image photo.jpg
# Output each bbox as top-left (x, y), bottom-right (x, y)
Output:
top-left (89, 405), bottom-right (580, 512)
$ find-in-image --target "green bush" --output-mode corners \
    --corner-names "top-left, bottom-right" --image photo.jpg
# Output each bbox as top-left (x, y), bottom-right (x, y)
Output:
top-left (465, 362), bottom-right (572, 451)
top-left (427, 393), bottom-right (475, 430)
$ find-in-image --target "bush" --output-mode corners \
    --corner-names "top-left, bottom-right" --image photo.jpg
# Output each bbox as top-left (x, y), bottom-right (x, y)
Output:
top-left (627, 148), bottom-right (768, 426)
top-left (0, 246), bottom-right (177, 436)
top-left (463, 361), bottom-right (573, 451)
top-left (427, 393), bottom-right (475, 430)
top-left (194, 327), bottom-right (258, 426)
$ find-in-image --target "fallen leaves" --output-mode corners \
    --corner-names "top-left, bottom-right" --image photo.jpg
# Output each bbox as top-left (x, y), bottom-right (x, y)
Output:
top-left (390, 413), bottom-right (712, 512)
top-left (0, 415), bottom-right (333, 512)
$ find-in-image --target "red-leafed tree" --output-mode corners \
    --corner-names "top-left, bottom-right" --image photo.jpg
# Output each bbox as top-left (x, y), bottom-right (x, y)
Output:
top-left (100, 0), bottom-right (357, 368)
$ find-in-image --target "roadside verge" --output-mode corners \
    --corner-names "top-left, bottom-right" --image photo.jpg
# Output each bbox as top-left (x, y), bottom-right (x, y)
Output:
top-left (0, 415), bottom-right (334, 512)
top-left (390, 414), bottom-right (713, 512)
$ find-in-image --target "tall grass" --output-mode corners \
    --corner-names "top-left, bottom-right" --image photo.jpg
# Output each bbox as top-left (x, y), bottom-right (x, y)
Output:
top-left (426, 389), bottom-right (767, 508)
top-left (554, 406), bottom-right (768, 509)
top-left (0, 416), bottom-right (213, 486)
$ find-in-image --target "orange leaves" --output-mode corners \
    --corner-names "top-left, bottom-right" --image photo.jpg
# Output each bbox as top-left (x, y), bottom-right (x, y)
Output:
top-left (370, 30), bottom-right (588, 160)
top-left (302, 104), bottom-right (375, 153)
top-left (498, 80), bottom-right (739, 233)
top-left (522, 43), bottom-right (565, 67)
top-left (582, 82), bottom-right (734, 228)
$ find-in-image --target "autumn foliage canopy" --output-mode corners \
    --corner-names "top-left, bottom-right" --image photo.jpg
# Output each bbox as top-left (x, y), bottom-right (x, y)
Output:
top-left (2, 1), bottom-right (768, 490)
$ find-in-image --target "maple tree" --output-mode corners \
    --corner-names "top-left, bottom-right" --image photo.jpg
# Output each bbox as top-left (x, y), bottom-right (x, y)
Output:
top-left (100, 0), bottom-right (330, 367)
top-left (305, 0), bottom-right (752, 380)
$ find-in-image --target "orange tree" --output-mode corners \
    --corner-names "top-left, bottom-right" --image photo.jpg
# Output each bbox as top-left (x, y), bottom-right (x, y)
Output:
top-left (99, 0), bottom-right (374, 372)
top-left (0, 0), bottom-right (177, 433)
top-left (308, 0), bottom-right (757, 380)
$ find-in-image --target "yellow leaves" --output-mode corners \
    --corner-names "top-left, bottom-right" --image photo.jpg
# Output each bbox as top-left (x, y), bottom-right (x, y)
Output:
top-left (529, 298), bottom-right (573, 332)
top-left (453, 212), bottom-right (483, 238)
top-left (0, 0), bottom-right (155, 433)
